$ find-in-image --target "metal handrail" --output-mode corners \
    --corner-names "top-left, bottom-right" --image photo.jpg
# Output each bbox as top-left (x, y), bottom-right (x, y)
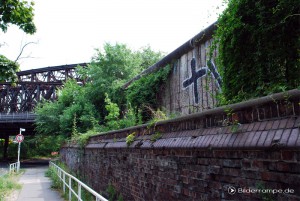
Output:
top-left (0, 112), bottom-right (36, 122)
top-left (9, 161), bottom-right (20, 174)
top-left (49, 161), bottom-right (108, 201)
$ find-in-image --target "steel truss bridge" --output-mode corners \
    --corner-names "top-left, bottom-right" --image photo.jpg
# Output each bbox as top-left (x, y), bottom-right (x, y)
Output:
top-left (0, 63), bottom-right (87, 114)
top-left (0, 63), bottom-right (87, 158)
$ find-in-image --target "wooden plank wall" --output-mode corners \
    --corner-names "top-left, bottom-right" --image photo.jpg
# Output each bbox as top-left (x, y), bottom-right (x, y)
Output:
top-left (160, 38), bottom-right (220, 116)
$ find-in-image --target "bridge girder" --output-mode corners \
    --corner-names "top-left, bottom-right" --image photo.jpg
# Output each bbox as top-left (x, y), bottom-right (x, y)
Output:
top-left (17, 63), bottom-right (87, 82)
top-left (0, 63), bottom-right (88, 159)
top-left (0, 63), bottom-right (87, 113)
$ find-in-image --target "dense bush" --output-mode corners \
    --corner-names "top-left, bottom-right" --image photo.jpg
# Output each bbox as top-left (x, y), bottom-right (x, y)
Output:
top-left (34, 43), bottom-right (165, 152)
top-left (213, 0), bottom-right (300, 103)
top-left (78, 43), bottom-right (163, 119)
top-left (35, 80), bottom-right (97, 137)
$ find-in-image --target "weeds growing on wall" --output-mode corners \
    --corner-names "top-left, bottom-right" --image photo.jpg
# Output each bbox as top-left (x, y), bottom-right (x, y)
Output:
top-left (107, 183), bottom-right (124, 201)
top-left (126, 132), bottom-right (136, 147)
top-left (211, 0), bottom-right (300, 104)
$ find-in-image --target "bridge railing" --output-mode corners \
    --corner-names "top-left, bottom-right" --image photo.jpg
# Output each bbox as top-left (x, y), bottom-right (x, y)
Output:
top-left (9, 161), bottom-right (20, 174)
top-left (49, 161), bottom-right (108, 201)
top-left (0, 112), bottom-right (36, 122)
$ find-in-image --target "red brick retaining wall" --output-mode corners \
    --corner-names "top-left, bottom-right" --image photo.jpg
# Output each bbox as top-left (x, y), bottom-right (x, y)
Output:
top-left (60, 90), bottom-right (300, 201)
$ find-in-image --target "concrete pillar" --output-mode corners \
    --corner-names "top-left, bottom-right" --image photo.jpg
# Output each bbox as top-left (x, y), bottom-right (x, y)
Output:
top-left (3, 134), bottom-right (9, 160)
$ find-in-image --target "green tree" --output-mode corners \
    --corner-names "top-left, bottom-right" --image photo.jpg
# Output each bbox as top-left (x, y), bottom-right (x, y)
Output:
top-left (213, 0), bottom-right (300, 102)
top-left (0, 55), bottom-right (19, 82)
top-left (34, 79), bottom-right (99, 155)
top-left (0, 0), bottom-right (36, 82)
top-left (34, 44), bottom-right (162, 152)
top-left (0, 0), bottom-right (36, 34)
top-left (79, 43), bottom-right (163, 119)
top-left (35, 80), bottom-right (98, 137)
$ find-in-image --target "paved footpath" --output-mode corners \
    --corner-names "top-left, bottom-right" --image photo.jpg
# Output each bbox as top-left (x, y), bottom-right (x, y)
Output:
top-left (16, 166), bottom-right (63, 201)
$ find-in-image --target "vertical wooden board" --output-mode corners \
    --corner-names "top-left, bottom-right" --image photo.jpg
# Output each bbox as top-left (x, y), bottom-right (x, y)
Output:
top-left (180, 53), bottom-right (190, 115)
top-left (204, 40), bottom-right (213, 110)
top-left (207, 74), bottom-right (215, 110)
top-left (167, 63), bottom-right (174, 113)
top-left (201, 76), bottom-right (208, 111)
top-left (205, 40), bottom-right (214, 110)
top-left (202, 42), bottom-right (209, 110)
top-left (195, 45), bottom-right (201, 113)
top-left (166, 75), bottom-right (173, 113)
top-left (199, 43), bottom-right (207, 111)
top-left (200, 43), bottom-right (206, 67)
top-left (175, 59), bottom-right (181, 114)
top-left (171, 61), bottom-right (178, 113)
top-left (209, 38), bottom-right (221, 109)
top-left (187, 50), bottom-right (194, 114)
top-left (168, 63), bottom-right (174, 113)
top-left (210, 38), bottom-right (218, 60)
top-left (212, 73), bottom-right (217, 109)
top-left (166, 62), bottom-right (174, 112)
top-left (158, 84), bottom-right (165, 109)
top-left (205, 40), bottom-right (211, 65)
top-left (162, 78), bottom-right (170, 114)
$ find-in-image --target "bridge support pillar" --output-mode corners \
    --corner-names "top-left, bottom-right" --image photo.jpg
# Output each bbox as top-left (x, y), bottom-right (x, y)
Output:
top-left (3, 135), bottom-right (9, 160)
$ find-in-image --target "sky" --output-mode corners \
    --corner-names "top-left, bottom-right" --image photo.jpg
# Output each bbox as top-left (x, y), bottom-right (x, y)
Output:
top-left (0, 0), bottom-right (227, 71)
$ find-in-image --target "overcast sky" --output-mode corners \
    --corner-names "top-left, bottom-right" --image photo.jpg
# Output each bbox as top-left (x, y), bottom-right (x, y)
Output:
top-left (0, 0), bottom-right (226, 71)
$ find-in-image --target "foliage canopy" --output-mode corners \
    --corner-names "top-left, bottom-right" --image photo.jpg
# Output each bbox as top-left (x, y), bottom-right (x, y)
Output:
top-left (0, 55), bottom-right (19, 82)
top-left (35, 80), bottom-right (97, 137)
top-left (0, 0), bottom-right (36, 82)
top-left (0, 0), bottom-right (36, 34)
top-left (34, 43), bottom-right (166, 153)
top-left (78, 43), bottom-right (163, 118)
top-left (213, 0), bottom-right (300, 103)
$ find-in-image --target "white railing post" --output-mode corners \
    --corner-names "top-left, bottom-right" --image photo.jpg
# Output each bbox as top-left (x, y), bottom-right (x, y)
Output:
top-left (69, 176), bottom-right (72, 201)
top-left (78, 184), bottom-right (82, 201)
top-left (17, 161), bottom-right (20, 172)
top-left (9, 161), bottom-right (20, 174)
top-left (63, 172), bottom-right (66, 193)
top-left (49, 161), bottom-right (108, 201)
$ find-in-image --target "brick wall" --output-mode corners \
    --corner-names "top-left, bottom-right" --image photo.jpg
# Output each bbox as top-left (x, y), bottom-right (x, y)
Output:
top-left (60, 90), bottom-right (300, 201)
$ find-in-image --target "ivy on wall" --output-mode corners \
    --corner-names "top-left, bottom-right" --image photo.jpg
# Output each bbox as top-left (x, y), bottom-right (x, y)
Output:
top-left (125, 64), bottom-right (171, 120)
top-left (212, 0), bottom-right (300, 103)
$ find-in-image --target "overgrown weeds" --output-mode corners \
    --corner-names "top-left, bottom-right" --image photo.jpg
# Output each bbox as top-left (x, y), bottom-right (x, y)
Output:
top-left (0, 172), bottom-right (22, 201)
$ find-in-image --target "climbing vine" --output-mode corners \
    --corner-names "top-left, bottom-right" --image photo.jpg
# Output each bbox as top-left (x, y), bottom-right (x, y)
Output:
top-left (211, 0), bottom-right (300, 103)
top-left (125, 64), bottom-right (171, 121)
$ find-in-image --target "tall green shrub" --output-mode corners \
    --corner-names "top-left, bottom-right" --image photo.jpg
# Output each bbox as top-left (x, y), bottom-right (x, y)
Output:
top-left (213, 0), bottom-right (300, 102)
top-left (78, 43), bottom-right (163, 119)
top-left (35, 79), bottom-right (97, 137)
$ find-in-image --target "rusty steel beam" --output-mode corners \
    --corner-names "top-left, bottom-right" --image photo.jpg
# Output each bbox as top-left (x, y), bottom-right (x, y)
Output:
top-left (0, 82), bottom-right (59, 113)
top-left (0, 63), bottom-right (87, 113)
top-left (17, 63), bottom-right (88, 82)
